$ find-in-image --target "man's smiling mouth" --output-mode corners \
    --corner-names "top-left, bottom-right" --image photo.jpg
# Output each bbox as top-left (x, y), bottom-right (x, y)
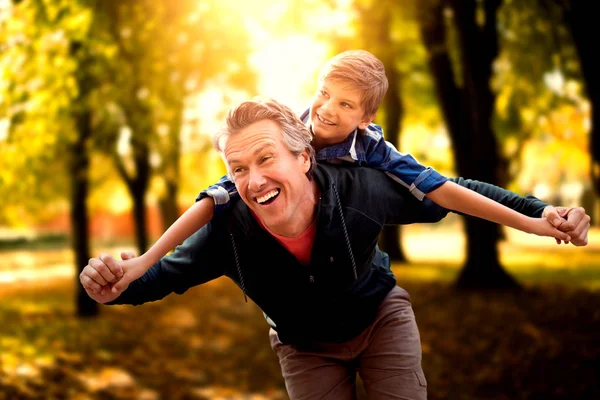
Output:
top-left (256, 189), bottom-right (280, 205)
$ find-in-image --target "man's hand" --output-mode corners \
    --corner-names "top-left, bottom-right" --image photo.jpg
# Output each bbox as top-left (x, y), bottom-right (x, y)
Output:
top-left (79, 252), bottom-right (134, 304)
top-left (542, 206), bottom-right (590, 246)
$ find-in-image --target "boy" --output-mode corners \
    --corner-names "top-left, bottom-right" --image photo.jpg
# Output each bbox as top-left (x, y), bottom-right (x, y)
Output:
top-left (104, 50), bottom-right (577, 293)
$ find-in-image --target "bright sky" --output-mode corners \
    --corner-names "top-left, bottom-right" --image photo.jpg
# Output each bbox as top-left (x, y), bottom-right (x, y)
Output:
top-left (249, 36), bottom-right (330, 113)
top-left (187, 0), bottom-right (351, 141)
top-left (188, 36), bottom-right (330, 142)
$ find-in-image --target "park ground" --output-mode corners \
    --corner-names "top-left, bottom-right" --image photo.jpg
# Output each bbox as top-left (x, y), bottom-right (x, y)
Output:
top-left (1, 224), bottom-right (599, 399)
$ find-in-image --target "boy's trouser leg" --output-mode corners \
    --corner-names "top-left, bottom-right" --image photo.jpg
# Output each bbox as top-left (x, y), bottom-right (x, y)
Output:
top-left (358, 286), bottom-right (427, 400)
top-left (269, 330), bottom-right (357, 400)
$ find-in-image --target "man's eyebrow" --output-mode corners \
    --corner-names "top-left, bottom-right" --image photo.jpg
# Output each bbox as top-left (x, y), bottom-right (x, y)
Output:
top-left (227, 144), bottom-right (275, 165)
top-left (253, 143), bottom-right (276, 155)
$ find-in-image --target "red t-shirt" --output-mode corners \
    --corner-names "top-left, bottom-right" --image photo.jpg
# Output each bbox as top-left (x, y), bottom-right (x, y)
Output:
top-left (251, 211), bottom-right (317, 265)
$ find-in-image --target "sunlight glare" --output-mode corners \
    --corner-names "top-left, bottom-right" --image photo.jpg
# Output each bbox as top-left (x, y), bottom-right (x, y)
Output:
top-left (249, 37), bottom-right (330, 113)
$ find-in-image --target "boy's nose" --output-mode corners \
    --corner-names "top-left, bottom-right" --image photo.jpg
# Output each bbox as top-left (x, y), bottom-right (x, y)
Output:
top-left (320, 99), bottom-right (334, 114)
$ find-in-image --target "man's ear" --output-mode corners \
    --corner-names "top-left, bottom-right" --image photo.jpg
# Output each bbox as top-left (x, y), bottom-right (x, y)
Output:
top-left (357, 113), bottom-right (375, 130)
top-left (300, 149), bottom-right (311, 174)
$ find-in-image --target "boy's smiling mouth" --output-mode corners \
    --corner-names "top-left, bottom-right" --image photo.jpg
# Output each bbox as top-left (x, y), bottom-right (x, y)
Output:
top-left (317, 113), bottom-right (335, 125)
top-left (255, 189), bottom-right (280, 205)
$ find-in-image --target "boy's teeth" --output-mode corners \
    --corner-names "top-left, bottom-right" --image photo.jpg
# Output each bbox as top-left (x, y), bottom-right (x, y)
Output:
top-left (318, 114), bottom-right (335, 125)
top-left (257, 190), bottom-right (279, 204)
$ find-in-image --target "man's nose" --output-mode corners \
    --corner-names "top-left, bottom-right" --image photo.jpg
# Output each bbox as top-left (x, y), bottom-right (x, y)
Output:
top-left (248, 168), bottom-right (267, 192)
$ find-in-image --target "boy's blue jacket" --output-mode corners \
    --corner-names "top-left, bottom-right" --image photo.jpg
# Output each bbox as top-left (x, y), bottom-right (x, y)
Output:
top-left (111, 163), bottom-right (549, 345)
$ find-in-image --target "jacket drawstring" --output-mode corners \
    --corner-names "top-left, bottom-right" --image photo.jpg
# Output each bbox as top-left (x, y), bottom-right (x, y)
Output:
top-left (230, 233), bottom-right (248, 303)
top-left (230, 183), bottom-right (357, 304)
top-left (332, 183), bottom-right (358, 280)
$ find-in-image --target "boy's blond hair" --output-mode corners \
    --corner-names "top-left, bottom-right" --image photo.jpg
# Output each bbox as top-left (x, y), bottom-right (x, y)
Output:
top-left (318, 49), bottom-right (388, 117)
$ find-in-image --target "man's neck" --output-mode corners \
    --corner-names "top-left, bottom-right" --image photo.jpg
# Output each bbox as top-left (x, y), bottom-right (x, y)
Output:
top-left (269, 181), bottom-right (320, 238)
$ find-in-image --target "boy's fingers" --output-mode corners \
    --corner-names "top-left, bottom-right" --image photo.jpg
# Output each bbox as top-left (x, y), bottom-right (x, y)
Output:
top-left (556, 230), bottom-right (571, 242)
top-left (120, 251), bottom-right (136, 261)
top-left (111, 274), bottom-right (132, 294)
top-left (542, 206), bottom-right (563, 227)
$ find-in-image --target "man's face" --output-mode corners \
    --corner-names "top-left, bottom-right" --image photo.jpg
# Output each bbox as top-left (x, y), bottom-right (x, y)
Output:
top-left (309, 79), bottom-right (374, 150)
top-left (224, 119), bottom-right (313, 236)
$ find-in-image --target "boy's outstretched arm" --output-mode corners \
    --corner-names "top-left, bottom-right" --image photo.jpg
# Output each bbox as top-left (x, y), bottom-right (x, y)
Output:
top-left (110, 197), bottom-right (215, 292)
top-left (426, 181), bottom-right (572, 242)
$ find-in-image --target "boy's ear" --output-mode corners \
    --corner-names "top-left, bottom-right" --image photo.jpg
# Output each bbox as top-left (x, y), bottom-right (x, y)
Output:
top-left (357, 113), bottom-right (375, 130)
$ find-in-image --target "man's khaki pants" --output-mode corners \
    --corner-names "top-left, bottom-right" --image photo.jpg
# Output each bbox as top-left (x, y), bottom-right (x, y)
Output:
top-left (269, 286), bottom-right (427, 400)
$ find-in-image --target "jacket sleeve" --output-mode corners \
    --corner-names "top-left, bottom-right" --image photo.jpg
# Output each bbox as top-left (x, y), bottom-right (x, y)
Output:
top-left (447, 177), bottom-right (548, 217)
top-left (363, 170), bottom-right (549, 225)
top-left (196, 174), bottom-right (239, 217)
top-left (109, 221), bottom-right (229, 306)
top-left (361, 126), bottom-right (448, 200)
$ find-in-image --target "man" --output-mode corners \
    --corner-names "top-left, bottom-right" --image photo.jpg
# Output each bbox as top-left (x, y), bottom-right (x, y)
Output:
top-left (81, 98), bottom-right (589, 399)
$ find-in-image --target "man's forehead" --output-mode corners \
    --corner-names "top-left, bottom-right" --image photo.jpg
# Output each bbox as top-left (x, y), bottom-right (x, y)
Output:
top-left (224, 122), bottom-right (283, 161)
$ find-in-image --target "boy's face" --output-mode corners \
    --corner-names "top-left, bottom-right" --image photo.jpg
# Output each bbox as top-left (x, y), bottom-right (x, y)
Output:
top-left (309, 79), bottom-right (374, 150)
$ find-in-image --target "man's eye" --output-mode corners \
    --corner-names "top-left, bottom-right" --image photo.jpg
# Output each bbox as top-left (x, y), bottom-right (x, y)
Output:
top-left (261, 156), bottom-right (271, 163)
top-left (233, 167), bottom-right (244, 174)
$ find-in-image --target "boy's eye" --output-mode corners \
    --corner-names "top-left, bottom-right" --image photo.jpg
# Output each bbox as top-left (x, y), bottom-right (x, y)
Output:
top-left (320, 90), bottom-right (329, 98)
top-left (261, 156), bottom-right (271, 163)
top-left (341, 102), bottom-right (352, 108)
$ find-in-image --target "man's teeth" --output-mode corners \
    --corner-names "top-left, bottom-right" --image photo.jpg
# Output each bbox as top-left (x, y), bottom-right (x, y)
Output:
top-left (318, 114), bottom-right (335, 125)
top-left (257, 190), bottom-right (279, 204)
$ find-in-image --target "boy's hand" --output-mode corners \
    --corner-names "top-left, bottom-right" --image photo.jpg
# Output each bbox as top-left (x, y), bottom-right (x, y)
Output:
top-left (110, 253), bottom-right (149, 293)
top-left (527, 217), bottom-right (572, 243)
top-left (542, 206), bottom-right (590, 246)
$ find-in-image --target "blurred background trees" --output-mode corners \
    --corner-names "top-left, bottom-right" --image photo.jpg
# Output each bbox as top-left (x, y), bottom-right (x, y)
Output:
top-left (0, 0), bottom-right (597, 315)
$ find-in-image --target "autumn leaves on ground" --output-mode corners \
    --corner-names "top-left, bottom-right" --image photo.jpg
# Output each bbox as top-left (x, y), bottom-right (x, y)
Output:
top-left (1, 241), bottom-right (600, 400)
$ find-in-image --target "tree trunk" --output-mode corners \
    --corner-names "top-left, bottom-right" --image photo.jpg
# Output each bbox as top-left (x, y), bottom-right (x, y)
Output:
top-left (455, 216), bottom-right (519, 288)
top-left (355, 0), bottom-right (408, 262)
top-left (115, 131), bottom-right (151, 256)
top-left (560, 0), bottom-right (600, 223)
top-left (157, 111), bottom-right (183, 237)
top-left (131, 144), bottom-right (150, 254)
top-left (419, 0), bottom-right (519, 290)
top-left (379, 58), bottom-right (408, 262)
top-left (158, 180), bottom-right (179, 236)
top-left (71, 108), bottom-right (97, 317)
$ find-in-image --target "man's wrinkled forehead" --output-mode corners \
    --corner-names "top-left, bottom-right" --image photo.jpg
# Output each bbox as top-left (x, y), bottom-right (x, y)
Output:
top-left (223, 120), bottom-right (283, 158)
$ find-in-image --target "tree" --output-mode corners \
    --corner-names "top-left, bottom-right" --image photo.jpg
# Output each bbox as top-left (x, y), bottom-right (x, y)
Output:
top-left (1, 0), bottom-right (107, 315)
top-left (552, 0), bottom-right (600, 217)
top-left (352, 0), bottom-right (408, 261)
top-left (95, 0), bottom-right (256, 255)
top-left (419, 0), bottom-right (520, 289)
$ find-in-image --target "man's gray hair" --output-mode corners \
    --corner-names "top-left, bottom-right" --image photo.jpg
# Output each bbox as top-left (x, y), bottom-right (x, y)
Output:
top-left (214, 97), bottom-right (316, 180)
